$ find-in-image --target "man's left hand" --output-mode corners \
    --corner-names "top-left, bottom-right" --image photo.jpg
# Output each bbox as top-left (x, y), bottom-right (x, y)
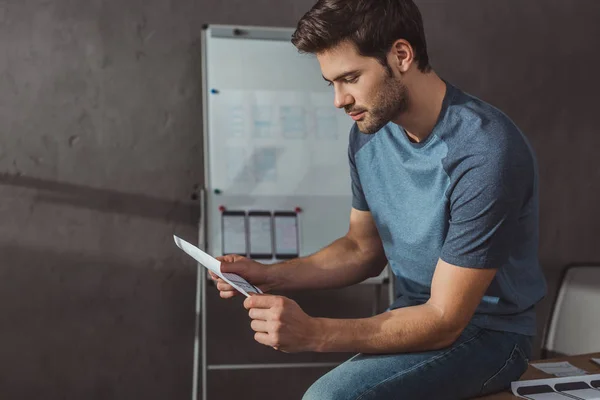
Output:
top-left (244, 294), bottom-right (319, 353)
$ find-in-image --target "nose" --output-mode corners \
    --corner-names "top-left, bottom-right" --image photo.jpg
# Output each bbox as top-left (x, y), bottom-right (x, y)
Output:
top-left (333, 85), bottom-right (354, 109)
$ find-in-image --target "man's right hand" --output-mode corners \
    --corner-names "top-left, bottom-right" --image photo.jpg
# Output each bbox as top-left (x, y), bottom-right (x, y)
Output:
top-left (211, 255), bottom-right (274, 298)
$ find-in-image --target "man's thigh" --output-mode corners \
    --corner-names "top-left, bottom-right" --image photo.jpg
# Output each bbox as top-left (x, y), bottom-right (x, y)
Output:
top-left (303, 324), bottom-right (532, 400)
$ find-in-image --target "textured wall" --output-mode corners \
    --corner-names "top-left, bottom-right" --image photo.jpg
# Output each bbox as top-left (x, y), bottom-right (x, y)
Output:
top-left (419, 0), bottom-right (600, 355)
top-left (0, 0), bottom-right (598, 399)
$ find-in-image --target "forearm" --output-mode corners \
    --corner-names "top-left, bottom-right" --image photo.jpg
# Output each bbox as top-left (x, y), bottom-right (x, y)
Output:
top-left (312, 303), bottom-right (462, 354)
top-left (268, 235), bottom-right (386, 291)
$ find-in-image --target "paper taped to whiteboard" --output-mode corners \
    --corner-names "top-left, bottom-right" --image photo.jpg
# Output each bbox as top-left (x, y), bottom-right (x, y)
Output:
top-left (248, 211), bottom-right (273, 259)
top-left (222, 211), bottom-right (247, 256)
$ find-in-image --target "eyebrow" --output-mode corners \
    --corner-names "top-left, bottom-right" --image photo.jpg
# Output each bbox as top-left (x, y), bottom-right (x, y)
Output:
top-left (322, 69), bottom-right (361, 83)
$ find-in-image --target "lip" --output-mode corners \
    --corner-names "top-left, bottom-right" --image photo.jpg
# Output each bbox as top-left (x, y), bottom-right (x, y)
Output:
top-left (348, 111), bottom-right (366, 121)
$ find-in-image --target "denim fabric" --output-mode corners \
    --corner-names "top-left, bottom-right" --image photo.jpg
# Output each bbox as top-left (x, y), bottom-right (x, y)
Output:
top-left (303, 324), bottom-right (532, 400)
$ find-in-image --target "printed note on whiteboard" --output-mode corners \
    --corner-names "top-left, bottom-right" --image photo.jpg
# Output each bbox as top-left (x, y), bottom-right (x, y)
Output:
top-left (222, 211), bottom-right (247, 256)
top-left (248, 212), bottom-right (273, 259)
top-left (274, 212), bottom-right (299, 259)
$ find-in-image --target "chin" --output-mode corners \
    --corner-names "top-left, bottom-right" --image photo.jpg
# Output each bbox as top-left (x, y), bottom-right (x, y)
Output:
top-left (357, 120), bottom-right (382, 135)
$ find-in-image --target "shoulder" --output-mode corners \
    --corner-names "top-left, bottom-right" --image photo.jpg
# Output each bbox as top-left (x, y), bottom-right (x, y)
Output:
top-left (441, 88), bottom-right (536, 179)
top-left (348, 122), bottom-right (382, 158)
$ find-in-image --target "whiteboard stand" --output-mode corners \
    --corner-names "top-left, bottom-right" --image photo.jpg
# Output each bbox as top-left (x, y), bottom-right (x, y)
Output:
top-left (361, 266), bottom-right (395, 316)
top-left (193, 24), bottom-right (394, 400)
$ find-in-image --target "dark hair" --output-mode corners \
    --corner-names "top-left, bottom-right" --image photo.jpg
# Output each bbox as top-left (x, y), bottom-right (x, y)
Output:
top-left (292, 0), bottom-right (431, 73)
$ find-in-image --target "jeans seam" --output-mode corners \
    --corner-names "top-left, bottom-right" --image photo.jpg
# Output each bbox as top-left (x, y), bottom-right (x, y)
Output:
top-left (480, 343), bottom-right (528, 393)
top-left (354, 328), bottom-right (485, 400)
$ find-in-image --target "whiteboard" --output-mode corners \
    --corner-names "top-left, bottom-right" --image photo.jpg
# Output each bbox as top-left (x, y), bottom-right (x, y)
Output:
top-left (201, 25), bottom-right (354, 260)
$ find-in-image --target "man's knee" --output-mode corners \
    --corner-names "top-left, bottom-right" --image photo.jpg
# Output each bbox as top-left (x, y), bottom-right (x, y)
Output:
top-left (302, 372), bottom-right (356, 400)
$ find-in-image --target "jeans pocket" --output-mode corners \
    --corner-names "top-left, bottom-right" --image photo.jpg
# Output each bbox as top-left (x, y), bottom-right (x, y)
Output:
top-left (480, 344), bottom-right (529, 395)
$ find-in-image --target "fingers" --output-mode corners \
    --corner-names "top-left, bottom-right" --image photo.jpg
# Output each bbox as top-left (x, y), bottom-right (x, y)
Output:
top-left (217, 281), bottom-right (238, 298)
top-left (219, 260), bottom-right (247, 275)
top-left (244, 294), bottom-right (284, 310)
top-left (248, 307), bottom-right (270, 320)
top-left (211, 276), bottom-right (239, 298)
top-left (219, 290), bottom-right (238, 298)
top-left (216, 280), bottom-right (235, 292)
top-left (250, 319), bottom-right (268, 333)
top-left (212, 255), bottom-right (260, 300)
top-left (216, 254), bottom-right (247, 263)
top-left (254, 332), bottom-right (273, 347)
top-left (216, 255), bottom-right (234, 263)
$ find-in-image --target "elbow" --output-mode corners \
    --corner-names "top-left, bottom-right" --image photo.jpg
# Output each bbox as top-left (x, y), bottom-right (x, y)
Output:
top-left (367, 255), bottom-right (388, 278)
top-left (435, 327), bottom-right (464, 349)
top-left (367, 263), bottom-right (385, 278)
top-left (427, 305), bottom-right (467, 349)
top-left (426, 327), bottom-right (462, 351)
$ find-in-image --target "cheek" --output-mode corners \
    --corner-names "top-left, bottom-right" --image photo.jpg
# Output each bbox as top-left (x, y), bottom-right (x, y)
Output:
top-left (361, 81), bottom-right (384, 108)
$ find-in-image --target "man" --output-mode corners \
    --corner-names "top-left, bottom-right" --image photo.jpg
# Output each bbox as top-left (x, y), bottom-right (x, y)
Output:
top-left (210, 0), bottom-right (547, 398)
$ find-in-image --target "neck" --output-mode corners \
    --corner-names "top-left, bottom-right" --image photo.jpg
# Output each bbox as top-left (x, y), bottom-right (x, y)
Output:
top-left (391, 71), bottom-right (447, 143)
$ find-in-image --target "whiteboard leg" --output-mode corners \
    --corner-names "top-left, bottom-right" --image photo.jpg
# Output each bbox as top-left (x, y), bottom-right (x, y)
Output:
top-left (201, 267), bottom-right (207, 400)
top-left (373, 283), bottom-right (381, 315)
top-left (387, 265), bottom-right (395, 307)
top-left (192, 265), bottom-right (201, 400)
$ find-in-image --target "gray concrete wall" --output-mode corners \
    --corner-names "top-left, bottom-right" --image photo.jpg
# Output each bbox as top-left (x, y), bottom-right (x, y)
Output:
top-left (0, 0), bottom-right (598, 399)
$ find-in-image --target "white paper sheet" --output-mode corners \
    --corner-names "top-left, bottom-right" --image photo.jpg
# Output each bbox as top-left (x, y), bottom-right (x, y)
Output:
top-left (521, 393), bottom-right (573, 400)
top-left (274, 214), bottom-right (298, 257)
top-left (592, 358), bottom-right (600, 367)
top-left (512, 373), bottom-right (600, 399)
top-left (559, 388), bottom-right (600, 399)
top-left (248, 214), bottom-right (273, 257)
top-left (173, 235), bottom-right (262, 297)
top-left (531, 361), bottom-right (588, 377)
top-left (222, 213), bottom-right (247, 255)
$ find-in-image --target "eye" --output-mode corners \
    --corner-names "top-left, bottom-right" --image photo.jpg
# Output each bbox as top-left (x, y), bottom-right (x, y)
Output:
top-left (326, 81), bottom-right (333, 87)
top-left (344, 76), bottom-right (358, 84)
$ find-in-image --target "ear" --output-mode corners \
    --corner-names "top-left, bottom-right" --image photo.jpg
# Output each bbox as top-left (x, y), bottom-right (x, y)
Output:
top-left (387, 39), bottom-right (414, 74)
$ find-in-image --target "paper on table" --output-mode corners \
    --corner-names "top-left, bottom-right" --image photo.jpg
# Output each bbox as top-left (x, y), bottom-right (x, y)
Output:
top-left (531, 361), bottom-right (588, 377)
top-left (558, 388), bottom-right (600, 399)
top-left (512, 373), bottom-right (600, 399)
top-left (592, 358), bottom-right (600, 367)
top-left (516, 392), bottom-right (575, 400)
top-left (173, 235), bottom-right (262, 297)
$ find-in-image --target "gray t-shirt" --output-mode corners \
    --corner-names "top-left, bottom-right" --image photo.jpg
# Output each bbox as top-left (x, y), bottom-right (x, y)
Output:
top-left (349, 81), bottom-right (546, 336)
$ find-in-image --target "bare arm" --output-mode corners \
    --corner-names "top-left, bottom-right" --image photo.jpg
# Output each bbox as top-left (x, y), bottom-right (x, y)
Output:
top-left (214, 208), bottom-right (387, 297)
top-left (306, 259), bottom-right (497, 353)
top-left (268, 208), bottom-right (387, 291)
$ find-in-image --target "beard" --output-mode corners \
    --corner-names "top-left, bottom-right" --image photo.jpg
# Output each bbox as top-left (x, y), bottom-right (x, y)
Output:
top-left (348, 76), bottom-right (409, 135)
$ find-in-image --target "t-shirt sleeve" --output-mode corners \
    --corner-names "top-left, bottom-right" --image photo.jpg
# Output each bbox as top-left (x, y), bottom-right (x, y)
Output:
top-left (440, 148), bottom-right (534, 269)
top-left (348, 141), bottom-right (369, 211)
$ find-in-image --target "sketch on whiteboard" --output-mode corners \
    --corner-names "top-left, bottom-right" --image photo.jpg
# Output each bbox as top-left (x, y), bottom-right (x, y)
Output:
top-left (253, 147), bottom-right (278, 183)
top-left (210, 88), bottom-right (353, 195)
top-left (229, 105), bottom-right (245, 138)
top-left (315, 107), bottom-right (339, 139)
top-left (226, 146), bottom-right (252, 183)
top-left (252, 105), bottom-right (273, 137)
top-left (280, 106), bottom-right (307, 138)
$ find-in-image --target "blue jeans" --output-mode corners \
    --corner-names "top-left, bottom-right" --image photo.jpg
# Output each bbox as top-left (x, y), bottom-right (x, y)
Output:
top-left (303, 324), bottom-right (532, 400)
